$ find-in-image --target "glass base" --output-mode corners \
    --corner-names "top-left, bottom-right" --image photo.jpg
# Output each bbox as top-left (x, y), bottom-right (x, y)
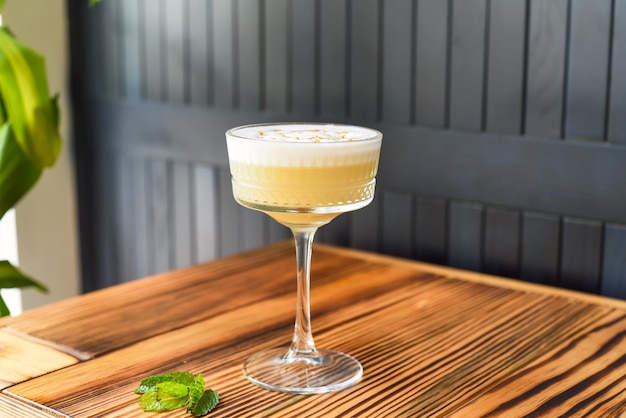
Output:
top-left (243, 347), bottom-right (363, 394)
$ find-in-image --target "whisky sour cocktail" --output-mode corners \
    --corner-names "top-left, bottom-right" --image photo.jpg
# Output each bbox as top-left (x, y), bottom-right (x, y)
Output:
top-left (226, 123), bottom-right (382, 394)
top-left (227, 123), bottom-right (381, 228)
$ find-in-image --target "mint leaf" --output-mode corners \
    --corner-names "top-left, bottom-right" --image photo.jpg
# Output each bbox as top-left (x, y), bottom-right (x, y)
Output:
top-left (187, 374), bottom-right (205, 411)
top-left (138, 387), bottom-right (160, 411)
top-left (135, 371), bottom-right (196, 394)
top-left (156, 382), bottom-right (190, 410)
top-left (139, 382), bottom-right (189, 412)
top-left (191, 390), bottom-right (220, 417)
top-left (135, 371), bottom-right (219, 416)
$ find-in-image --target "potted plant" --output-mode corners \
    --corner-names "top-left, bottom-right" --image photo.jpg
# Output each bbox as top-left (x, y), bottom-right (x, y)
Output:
top-left (0, 0), bottom-right (65, 315)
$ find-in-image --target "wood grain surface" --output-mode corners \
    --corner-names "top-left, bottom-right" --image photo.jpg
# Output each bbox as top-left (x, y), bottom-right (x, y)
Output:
top-left (1, 241), bottom-right (625, 417)
top-left (0, 330), bottom-right (78, 389)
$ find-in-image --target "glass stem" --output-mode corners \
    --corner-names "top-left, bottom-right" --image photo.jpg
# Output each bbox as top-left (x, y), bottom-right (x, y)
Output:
top-left (288, 227), bottom-right (319, 359)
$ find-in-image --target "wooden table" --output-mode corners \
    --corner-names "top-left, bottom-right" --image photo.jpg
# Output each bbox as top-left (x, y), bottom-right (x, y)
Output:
top-left (1, 241), bottom-right (625, 417)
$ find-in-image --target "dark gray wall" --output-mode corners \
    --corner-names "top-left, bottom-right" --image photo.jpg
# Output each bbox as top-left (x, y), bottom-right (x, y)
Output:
top-left (69, 0), bottom-right (626, 298)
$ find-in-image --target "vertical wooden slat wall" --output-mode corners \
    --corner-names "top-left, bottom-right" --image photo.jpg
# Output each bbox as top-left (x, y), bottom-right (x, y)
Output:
top-left (519, 211), bottom-right (560, 286)
top-left (566, 0), bottom-right (611, 140)
top-left (485, 0), bottom-right (525, 135)
top-left (414, 0), bottom-right (447, 128)
top-left (609, 0), bottom-right (626, 144)
top-left (524, 0), bottom-right (567, 138)
top-left (70, 0), bottom-right (626, 299)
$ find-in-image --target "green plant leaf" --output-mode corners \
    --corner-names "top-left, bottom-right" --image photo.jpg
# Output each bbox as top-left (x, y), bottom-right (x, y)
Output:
top-left (0, 260), bottom-right (48, 293)
top-left (0, 1), bottom-right (5, 13)
top-left (138, 382), bottom-right (189, 412)
top-left (0, 295), bottom-right (9, 317)
top-left (0, 121), bottom-right (41, 220)
top-left (135, 371), bottom-right (196, 394)
top-left (0, 27), bottom-right (61, 168)
top-left (187, 374), bottom-right (205, 411)
top-left (191, 390), bottom-right (219, 417)
top-left (134, 371), bottom-right (219, 416)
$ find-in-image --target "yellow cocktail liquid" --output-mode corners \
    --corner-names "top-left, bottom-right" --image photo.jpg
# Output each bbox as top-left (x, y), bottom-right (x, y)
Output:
top-left (226, 123), bottom-right (382, 227)
top-left (230, 161), bottom-right (378, 225)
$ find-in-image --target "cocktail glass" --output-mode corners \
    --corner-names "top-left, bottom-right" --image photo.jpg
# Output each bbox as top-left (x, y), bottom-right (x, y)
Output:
top-left (226, 122), bottom-right (382, 394)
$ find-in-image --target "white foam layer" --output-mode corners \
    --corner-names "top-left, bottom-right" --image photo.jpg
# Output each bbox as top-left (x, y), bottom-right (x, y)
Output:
top-left (226, 123), bottom-right (382, 166)
top-left (232, 123), bottom-right (377, 142)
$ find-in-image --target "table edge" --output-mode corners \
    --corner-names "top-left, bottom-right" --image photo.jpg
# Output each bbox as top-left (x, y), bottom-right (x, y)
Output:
top-left (314, 242), bottom-right (626, 310)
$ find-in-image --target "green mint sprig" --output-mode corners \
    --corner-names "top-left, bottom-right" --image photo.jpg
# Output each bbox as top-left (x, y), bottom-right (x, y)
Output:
top-left (134, 372), bottom-right (219, 416)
